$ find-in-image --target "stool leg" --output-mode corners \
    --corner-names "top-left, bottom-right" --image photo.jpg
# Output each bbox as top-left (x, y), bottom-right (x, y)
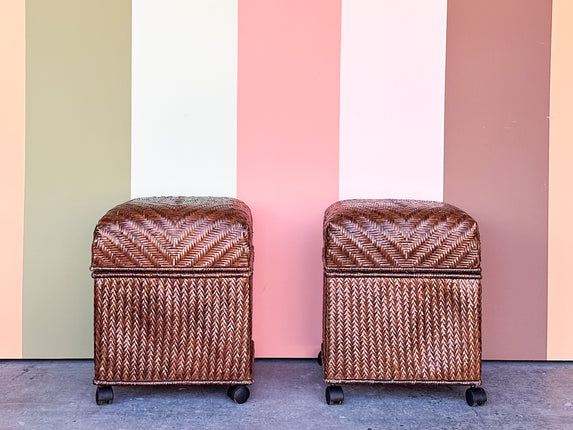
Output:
top-left (95, 386), bottom-right (113, 405)
top-left (227, 385), bottom-right (250, 404)
top-left (465, 386), bottom-right (487, 406)
top-left (325, 385), bottom-right (344, 405)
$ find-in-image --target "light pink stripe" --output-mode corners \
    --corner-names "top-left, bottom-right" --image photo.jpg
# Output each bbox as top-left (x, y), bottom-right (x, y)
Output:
top-left (237, 0), bottom-right (341, 357)
top-left (339, 0), bottom-right (447, 201)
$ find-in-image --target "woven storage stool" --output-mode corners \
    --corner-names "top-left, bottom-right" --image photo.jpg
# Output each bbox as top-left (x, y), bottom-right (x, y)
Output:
top-left (320, 199), bottom-right (486, 406)
top-left (91, 197), bottom-right (254, 405)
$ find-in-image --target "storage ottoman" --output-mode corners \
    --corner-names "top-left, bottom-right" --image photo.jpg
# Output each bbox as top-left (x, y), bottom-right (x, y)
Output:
top-left (91, 197), bottom-right (254, 405)
top-left (320, 199), bottom-right (486, 406)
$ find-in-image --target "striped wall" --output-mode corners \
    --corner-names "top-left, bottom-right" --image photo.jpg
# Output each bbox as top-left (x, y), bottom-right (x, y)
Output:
top-left (1, 0), bottom-right (572, 360)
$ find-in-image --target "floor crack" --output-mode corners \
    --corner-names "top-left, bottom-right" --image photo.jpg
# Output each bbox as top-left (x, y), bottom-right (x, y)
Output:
top-left (12, 368), bottom-right (31, 380)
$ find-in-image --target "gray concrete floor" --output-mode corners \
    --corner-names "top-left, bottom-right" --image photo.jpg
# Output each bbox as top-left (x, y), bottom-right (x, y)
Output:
top-left (0, 360), bottom-right (572, 429)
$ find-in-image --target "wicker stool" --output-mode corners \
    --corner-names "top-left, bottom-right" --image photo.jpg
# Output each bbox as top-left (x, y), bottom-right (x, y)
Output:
top-left (91, 197), bottom-right (254, 405)
top-left (320, 199), bottom-right (486, 406)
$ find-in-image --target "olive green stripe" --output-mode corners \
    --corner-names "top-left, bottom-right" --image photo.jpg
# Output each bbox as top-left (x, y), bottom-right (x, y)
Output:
top-left (23, 0), bottom-right (131, 358)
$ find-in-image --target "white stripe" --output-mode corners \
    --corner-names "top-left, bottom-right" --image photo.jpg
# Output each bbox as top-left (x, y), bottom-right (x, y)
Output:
top-left (339, 0), bottom-right (447, 201)
top-left (131, 0), bottom-right (237, 198)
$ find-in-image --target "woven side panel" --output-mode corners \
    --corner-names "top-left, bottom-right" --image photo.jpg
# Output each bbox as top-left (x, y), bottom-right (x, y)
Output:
top-left (324, 277), bottom-right (481, 382)
top-left (94, 276), bottom-right (252, 383)
top-left (324, 199), bottom-right (480, 270)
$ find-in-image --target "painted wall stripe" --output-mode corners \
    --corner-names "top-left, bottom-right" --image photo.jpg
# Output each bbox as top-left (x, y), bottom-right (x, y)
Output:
top-left (0, 0), bottom-right (25, 358)
top-left (444, 0), bottom-right (551, 360)
top-left (131, 0), bottom-right (237, 199)
top-left (23, 0), bottom-right (131, 358)
top-left (548, 0), bottom-right (573, 360)
top-left (339, 0), bottom-right (447, 201)
top-left (238, 0), bottom-right (341, 357)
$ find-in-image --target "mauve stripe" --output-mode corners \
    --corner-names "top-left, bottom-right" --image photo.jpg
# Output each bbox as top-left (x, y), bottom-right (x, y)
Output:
top-left (237, 0), bottom-right (341, 357)
top-left (444, 0), bottom-right (551, 360)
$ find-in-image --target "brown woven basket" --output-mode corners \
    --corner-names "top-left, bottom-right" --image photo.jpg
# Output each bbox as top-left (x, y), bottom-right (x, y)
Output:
top-left (322, 199), bottom-right (482, 386)
top-left (91, 197), bottom-right (253, 387)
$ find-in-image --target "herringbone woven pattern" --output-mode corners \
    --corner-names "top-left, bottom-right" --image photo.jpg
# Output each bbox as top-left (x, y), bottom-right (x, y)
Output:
top-left (92, 197), bottom-right (252, 269)
top-left (324, 199), bottom-right (480, 270)
top-left (323, 277), bottom-right (481, 383)
top-left (94, 276), bottom-right (253, 384)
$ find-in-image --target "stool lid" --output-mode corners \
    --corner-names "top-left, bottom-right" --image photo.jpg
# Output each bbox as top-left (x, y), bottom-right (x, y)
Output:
top-left (91, 196), bottom-right (252, 271)
top-left (324, 199), bottom-right (480, 272)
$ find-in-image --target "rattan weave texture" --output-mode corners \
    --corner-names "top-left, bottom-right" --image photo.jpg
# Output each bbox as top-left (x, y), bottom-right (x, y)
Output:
top-left (322, 199), bottom-right (482, 386)
top-left (92, 197), bottom-right (252, 270)
top-left (92, 197), bottom-right (254, 387)
top-left (324, 199), bottom-right (480, 270)
top-left (94, 276), bottom-right (252, 384)
top-left (323, 277), bottom-right (481, 383)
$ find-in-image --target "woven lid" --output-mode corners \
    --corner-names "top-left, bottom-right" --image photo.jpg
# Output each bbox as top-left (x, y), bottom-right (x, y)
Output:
top-left (324, 199), bottom-right (480, 271)
top-left (91, 196), bottom-right (252, 271)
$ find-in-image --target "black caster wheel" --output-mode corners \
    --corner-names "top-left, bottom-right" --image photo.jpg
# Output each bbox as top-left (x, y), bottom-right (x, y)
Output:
top-left (95, 386), bottom-right (113, 405)
top-left (465, 386), bottom-right (487, 406)
top-left (227, 385), bottom-right (250, 404)
top-left (317, 351), bottom-right (322, 367)
top-left (325, 385), bottom-right (344, 405)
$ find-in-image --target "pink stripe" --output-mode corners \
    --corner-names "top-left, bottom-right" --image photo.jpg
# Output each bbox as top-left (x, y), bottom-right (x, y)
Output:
top-left (237, 0), bottom-right (341, 357)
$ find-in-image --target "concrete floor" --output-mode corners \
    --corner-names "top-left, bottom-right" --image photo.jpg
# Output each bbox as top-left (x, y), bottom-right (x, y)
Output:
top-left (0, 360), bottom-right (572, 430)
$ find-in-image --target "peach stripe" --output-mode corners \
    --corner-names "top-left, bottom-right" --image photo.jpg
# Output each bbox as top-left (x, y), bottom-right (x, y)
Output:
top-left (237, 1), bottom-right (340, 357)
top-left (547, 0), bottom-right (573, 360)
top-left (0, 0), bottom-right (25, 358)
